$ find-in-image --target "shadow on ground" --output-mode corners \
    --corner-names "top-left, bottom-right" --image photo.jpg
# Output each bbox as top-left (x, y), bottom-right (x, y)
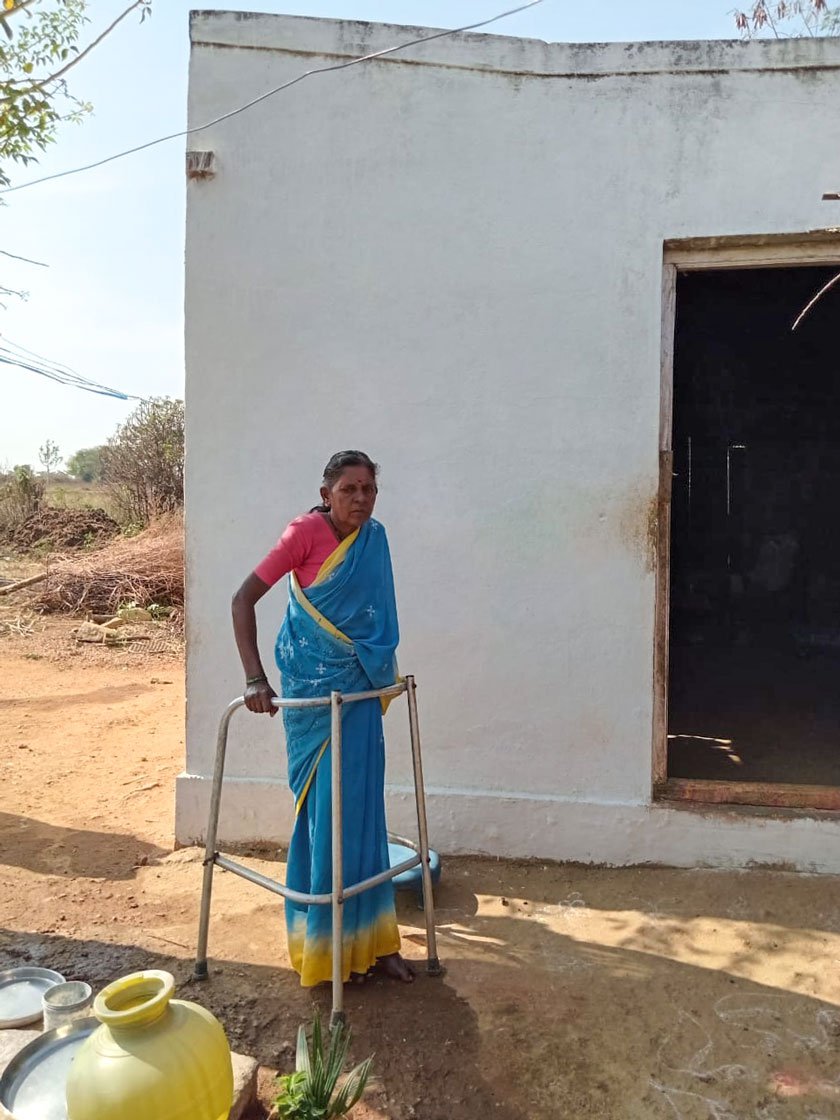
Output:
top-left (0, 925), bottom-right (512, 1120)
top-left (0, 682), bottom-right (155, 712)
top-left (5, 850), bottom-right (840, 1120)
top-left (0, 812), bottom-right (166, 879)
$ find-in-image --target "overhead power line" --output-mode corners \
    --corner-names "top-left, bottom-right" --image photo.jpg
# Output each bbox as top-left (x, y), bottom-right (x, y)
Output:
top-left (0, 1), bottom-right (546, 196)
top-left (0, 336), bottom-right (145, 400)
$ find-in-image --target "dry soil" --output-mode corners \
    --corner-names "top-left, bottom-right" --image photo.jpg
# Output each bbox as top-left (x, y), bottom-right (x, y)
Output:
top-left (2, 616), bottom-right (840, 1119)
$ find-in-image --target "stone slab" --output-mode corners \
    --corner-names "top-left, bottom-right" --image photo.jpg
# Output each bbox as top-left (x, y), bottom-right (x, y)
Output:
top-left (0, 1028), bottom-right (41, 1077)
top-left (230, 1051), bottom-right (259, 1120)
top-left (0, 1029), bottom-right (257, 1120)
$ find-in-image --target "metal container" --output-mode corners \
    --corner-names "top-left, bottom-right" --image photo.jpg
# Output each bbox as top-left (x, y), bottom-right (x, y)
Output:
top-left (0, 966), bottom-right (65, 1029)
top-left (42, 981), bottom-right (94, 1032)
top-left (0, 1016), bottom-right (98, 1120)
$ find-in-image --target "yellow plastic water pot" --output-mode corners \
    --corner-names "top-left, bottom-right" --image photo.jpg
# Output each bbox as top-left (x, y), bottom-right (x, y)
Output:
top-left (65, 969), bottom-right (233, 1120)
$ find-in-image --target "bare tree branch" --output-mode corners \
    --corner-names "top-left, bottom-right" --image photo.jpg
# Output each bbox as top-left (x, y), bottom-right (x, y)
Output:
top-left (0, 248), bottom-right (47, 267)
top-left (0, 0), bottom-right (149, 104)
top-left (734, 0), bottom-right (833, 38)
top-left (0, 0), bottom-right (40, 23)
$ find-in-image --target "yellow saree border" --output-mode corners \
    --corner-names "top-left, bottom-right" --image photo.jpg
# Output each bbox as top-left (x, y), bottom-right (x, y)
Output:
top-left (312, 528), bottom-right (359, 587)
top-left (289, 526), bottom-right (395, 811)
top-left (287, 529), bottom-right (359, 645)
top-left (290, 573), bottom-right (351, 645)
top-left (289, 532), bottom-right (358, 814)
top-left (294, 737), bottom-right (329, 816)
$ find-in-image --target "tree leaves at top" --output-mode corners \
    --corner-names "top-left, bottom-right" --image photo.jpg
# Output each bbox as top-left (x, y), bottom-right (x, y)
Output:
top-left (0, 0), bottom-right (151, 189)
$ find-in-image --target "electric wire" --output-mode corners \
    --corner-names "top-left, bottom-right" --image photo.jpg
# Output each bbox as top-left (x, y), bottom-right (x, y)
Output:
top-left (0, 337), bottom-right (145, 399)
top-left (0, 0), bottom-right (546, 196)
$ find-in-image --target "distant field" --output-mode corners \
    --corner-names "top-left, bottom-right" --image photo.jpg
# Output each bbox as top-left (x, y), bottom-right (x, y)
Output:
top-left (45, 479), bottom-right (116, 517)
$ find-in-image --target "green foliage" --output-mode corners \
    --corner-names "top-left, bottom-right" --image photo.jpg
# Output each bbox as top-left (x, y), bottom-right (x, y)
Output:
top-left (0, 463), bottom-right (44, 536)
top-left (11, 463), bottom-right (43, 510)
top-left (101, 397), bottom-right (183, 527)
top-left (273, 1016), bottom-right (373, 1120)
top-left (0, 0), bottom-right (151, 188)
top-left (0, 0), bottom-right (88, 185)
top-left (117, 598), bottom-right (169, 619)
top-left (66, 445), bottom-right (104, 483)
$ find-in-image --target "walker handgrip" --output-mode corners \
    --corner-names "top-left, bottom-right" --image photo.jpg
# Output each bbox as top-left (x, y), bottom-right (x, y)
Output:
top-left (264, 681), bottom-right (406, 710)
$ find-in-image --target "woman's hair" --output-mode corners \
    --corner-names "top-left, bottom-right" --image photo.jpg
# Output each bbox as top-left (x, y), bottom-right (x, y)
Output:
top-left (310, 450), bottom-right (379, 513)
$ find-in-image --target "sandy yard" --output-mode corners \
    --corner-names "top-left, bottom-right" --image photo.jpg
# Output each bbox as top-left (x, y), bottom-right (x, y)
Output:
top-left (2, 615), bottom-right (840, 1119)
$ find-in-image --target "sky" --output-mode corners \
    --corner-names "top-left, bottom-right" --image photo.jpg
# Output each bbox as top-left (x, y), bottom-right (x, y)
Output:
top-left (1, 0), bottom-right (755, 469)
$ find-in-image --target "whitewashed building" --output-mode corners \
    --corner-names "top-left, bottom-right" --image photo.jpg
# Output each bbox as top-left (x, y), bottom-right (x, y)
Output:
top-left (179, 11), bottom-right (840, 871)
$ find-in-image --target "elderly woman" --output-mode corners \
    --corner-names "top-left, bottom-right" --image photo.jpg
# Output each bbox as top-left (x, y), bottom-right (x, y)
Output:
top-left (231, 450), bottom-right (414, 986)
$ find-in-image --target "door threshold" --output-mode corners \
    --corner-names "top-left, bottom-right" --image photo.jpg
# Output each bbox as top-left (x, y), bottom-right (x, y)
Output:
top-left (656, 777), bottom-right (840, 812)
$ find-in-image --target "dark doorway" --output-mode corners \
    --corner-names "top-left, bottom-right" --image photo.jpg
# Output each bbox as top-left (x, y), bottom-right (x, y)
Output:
top-left (667, 265), bottom-right (840, 788)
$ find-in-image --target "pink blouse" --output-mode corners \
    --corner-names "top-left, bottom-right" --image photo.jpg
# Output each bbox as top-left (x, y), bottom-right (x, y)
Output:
top-left (253, 512), bottom-right (339, 589)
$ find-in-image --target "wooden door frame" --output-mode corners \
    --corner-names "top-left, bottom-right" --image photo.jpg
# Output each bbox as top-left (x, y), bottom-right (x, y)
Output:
top-left (653, 231), bottom-right (840, 811)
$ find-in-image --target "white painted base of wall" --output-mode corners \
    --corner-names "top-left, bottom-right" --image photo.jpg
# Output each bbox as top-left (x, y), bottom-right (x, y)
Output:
top-left (175, 773), bottom-right (840, 874)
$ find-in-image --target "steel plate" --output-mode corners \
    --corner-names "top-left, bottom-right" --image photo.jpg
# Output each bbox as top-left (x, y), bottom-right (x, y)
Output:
top-left (0, 1017), bottom-right (97, 1120)
top-left (0, 968), bottom-right (65, 1029)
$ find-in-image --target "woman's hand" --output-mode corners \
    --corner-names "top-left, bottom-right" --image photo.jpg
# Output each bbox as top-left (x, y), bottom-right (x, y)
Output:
top-left (244, 679), bottom-right (278, 717)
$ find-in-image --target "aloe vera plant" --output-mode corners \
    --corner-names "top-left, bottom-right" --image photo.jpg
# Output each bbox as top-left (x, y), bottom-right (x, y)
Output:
top-left (272, 1015), bottom-right (374, 1119)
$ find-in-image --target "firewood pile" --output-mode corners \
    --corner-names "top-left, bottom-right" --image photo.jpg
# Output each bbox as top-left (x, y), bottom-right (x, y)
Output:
top-left (33, 514), bottom-right (184, 616)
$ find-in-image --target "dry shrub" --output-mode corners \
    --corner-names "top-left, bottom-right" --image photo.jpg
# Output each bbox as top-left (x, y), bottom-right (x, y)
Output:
top-left (103, 398), bottom-right (184, 527)
top-left (34, 512), bottom-right (184, 615)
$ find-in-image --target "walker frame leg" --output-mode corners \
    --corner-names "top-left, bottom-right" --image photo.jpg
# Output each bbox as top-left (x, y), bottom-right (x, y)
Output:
top-left (194, 699), bottom-right (243, 980)
top-left (329, 691), bottom-right (346, 1028)
top-left (405, 676), bottom-right (444, 976)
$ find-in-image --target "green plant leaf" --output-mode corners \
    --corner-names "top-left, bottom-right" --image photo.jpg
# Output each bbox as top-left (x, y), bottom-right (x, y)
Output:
top-left (328, 1057), bottom-right (373, 1116)
top-left (324, 1021), bottom-right (351, 1096)
top-left (295, 1023), bottom-right (311, 1078)
top-left (281, 1014), bottom-right (374, 1118)
top-left (274, 1070), bottom-right (308, 1119)
top-left (309, 1014), bottom-right (325, 1102)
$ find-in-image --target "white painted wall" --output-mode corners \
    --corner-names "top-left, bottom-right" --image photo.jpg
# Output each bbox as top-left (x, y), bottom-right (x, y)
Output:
top-left (179, 12), bottom-right (840, 871)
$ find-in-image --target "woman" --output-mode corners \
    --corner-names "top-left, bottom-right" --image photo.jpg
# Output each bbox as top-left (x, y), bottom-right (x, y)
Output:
top-left (231, 450), bottom-right (414, 987)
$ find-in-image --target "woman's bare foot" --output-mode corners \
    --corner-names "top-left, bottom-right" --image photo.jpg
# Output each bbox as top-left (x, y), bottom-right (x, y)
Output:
top-left (375, 952), bottom-right (415, 982)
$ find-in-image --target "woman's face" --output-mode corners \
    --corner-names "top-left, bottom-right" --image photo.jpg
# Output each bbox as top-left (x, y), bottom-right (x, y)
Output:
top-left (323, 466), bottom-right (378, 529)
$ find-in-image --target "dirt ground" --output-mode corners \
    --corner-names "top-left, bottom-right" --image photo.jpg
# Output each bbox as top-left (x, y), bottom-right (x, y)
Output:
top-left (3, 615), bottom-right (840, 1118)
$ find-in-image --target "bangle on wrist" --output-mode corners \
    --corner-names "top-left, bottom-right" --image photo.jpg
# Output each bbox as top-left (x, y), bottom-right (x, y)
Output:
top-left (246, 674), bottom-right (268, 687)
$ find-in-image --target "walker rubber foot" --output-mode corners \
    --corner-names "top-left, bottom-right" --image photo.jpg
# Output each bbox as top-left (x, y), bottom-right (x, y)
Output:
top-left (329, 1010), bottom-right (347, 1031)
top-left (426, 958), bottom-right (446, 977)
top-left (193, 961), bottom-right (209, 981)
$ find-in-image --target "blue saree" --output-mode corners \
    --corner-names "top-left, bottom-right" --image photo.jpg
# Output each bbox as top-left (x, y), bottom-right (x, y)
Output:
top-left (275, 518), bottom-right (401, 986)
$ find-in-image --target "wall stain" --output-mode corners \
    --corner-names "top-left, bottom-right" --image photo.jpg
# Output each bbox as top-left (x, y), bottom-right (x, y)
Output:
top-left (616, 488), bottom-right (659, 574)
top-left (190, 35), bottom-right (840, 84)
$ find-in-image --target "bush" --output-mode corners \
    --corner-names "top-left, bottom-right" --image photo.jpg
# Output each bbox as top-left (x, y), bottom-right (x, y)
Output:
top-left (0, 465), bottom-right (45, 539)
top-left (102, 398), bottom-right (184, 527)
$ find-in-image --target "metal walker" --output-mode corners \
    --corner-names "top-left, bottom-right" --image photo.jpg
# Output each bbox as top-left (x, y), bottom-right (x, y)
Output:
top-left (193, 675), bottom-right (443, 1025)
